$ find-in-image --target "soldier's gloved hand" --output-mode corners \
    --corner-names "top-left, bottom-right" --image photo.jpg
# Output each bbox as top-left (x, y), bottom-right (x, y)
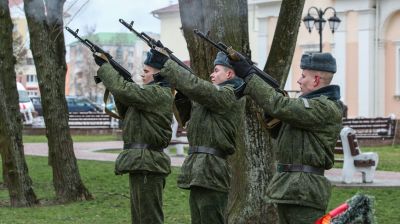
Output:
top-left (229, 58), bottom-right (255, 81)
top-left (93, 52), bottom-right (109, 67)
top-left (149, 48), bottom-right (169, 68)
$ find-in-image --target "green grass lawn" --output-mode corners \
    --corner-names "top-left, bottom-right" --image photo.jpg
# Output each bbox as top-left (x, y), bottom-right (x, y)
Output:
top-left (1, 145), bottom-right (399, 223)
top-left (330, 145), bottom-right (400, 222)
top-left (23, 134), bottom-right (119, 143)
top-left (363, 145), bottom-right (400, 171)
top-left (0, 156), bottom-right (190, 224)
top-left (328, 187), bottom-right (400, 223)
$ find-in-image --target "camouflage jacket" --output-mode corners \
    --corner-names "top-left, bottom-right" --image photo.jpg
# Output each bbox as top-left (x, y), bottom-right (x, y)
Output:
top-left (97, 63), bottom-right (173, 175)
top-left (161, 60), bottom-right (246, 192)
top-left (244, 75), bottom-right (343, 210)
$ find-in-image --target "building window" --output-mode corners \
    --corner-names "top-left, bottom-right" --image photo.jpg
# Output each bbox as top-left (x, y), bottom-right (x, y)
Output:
top-left (26, 58), bottom-right (34, 65)
top-left (28, 91), bottom-right (36, 96)
top-left (116, 47), bottom-right (123, 62)
top-left (27, 74), bottom-right (37, 83)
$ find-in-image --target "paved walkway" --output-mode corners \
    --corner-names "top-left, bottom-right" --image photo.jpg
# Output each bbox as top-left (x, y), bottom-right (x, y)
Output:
top-left (24, 141), bottom-right (400, 188)
top-left (24, 141), bottom-right (186, 167)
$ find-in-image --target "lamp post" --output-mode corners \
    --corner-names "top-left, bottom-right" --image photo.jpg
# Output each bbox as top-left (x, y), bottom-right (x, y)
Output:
top-left (302, 7), bottom-right (341, 52)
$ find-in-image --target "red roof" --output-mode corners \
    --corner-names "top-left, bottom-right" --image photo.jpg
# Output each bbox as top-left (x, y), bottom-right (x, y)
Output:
top-left (151, 3), bottom-right (179, 15)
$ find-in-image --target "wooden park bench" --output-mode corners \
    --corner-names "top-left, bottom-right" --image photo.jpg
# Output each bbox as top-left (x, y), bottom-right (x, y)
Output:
top-left (68, 112), bottom-right (119, 128)
top-left (342, 116), bottom-right (396, 140)
top-left (334, 127), bottom-right (379, 183)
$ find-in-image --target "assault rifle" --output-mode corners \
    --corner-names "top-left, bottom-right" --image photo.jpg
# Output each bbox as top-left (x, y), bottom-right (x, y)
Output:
top-left (119, 19), bottom-right (194, 74)
top-left (119, 19), bottom-right (195, 127)
top-left (194, 29), bottom-right (284, 130)
top-left (193, 29), bottom-right (283, 92)
top-left (65, 26), bottom-right (134, 83)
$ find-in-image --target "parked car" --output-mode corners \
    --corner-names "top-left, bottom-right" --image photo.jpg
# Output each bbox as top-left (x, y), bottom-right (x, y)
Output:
top-left (29, 96), bottom-right (102, 115)
top-left (17, 82), bottom-right (36, 124)
top-left (17, 82), bottom-right (35, 111)
top-left (66, 96), bottom-right (102, 112)
top-left (30, 96), bottom-right (43, 116)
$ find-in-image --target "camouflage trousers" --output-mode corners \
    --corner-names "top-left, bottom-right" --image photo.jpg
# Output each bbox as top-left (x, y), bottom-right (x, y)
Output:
top-left (189, 186), bottom-right (228, 224)
top-left (129, 173), bottom-right (166, 224)
top-left (277, 203), bottom-right (325, 224)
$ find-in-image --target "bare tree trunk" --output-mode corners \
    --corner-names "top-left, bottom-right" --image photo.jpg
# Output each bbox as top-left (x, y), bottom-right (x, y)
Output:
top-left (265, 0), bottom-right (305, 86)
top-left (179, 0), bottom-right (276, 223)
top-left (179, 0), bottom-right (305, 223)
top-left (179, 0), bottom-right (250, 79)
top-left (0, 0), bottom-right (38, 207)
top-left (23, 0), bottom-right (92, 202)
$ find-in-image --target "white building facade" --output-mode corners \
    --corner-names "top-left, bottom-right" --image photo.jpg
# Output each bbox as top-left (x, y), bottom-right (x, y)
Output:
top-left (152, 0), bottom-right (400, 118)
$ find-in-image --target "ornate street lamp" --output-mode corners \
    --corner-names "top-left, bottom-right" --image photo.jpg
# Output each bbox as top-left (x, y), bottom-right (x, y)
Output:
top-left (303, 7), bottom-right (341, 52)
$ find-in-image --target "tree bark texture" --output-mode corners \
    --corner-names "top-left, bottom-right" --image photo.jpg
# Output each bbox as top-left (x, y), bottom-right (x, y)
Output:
top-left (179, 0), bottom-right (278, 223)
top-left (264, 0), bottom-right (306, 87)
top-left (0, 0), bottom-right (38, 207)
top-left (23, 0), bottom-right (92, 202)
top-left (179, 0), bottom-right (250, 80)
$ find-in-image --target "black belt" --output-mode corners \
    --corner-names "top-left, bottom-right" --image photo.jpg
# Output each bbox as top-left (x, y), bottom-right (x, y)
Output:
top-left (188, 146), bottom-right (227, 159)
top-left (123, 143), bottom-right (163, 152)
top-left (277, 163), bottom-right (324, 176)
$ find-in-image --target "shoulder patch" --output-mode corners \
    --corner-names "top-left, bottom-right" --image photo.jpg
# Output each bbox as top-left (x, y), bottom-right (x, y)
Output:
top-left (302, 98), bottom-right (311, 108)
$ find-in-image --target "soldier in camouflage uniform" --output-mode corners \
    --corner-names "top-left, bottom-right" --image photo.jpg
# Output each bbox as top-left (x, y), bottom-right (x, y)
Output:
top-left (229, 52), bottom-right (343, 224)
top-left (147, 50), bottom-right (245, 224)
top-left (93, 51), bottom-right (173, 224)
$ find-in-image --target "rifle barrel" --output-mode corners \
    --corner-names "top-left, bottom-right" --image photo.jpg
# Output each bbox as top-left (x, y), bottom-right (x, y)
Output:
top-left (193, 29), bottom-right (280, 89)
top-left (193, 29), bottom-right (228, 54)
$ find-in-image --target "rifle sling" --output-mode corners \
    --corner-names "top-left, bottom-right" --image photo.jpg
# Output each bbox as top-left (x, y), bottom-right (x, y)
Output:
top-left (103, 89), bottom-right (122, 120)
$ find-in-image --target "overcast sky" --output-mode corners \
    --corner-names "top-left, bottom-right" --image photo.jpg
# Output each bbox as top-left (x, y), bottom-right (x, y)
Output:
top-left (64, 0), bottom-right (178, 44)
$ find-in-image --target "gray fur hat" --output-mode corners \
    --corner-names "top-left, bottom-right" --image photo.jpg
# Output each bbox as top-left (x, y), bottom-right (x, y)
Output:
top-left (213, 51), bottom-right (233, 69)
top-left (300, 52), bottom-right (337, 73)
top-left (144, 51), bottom-right (163, 70)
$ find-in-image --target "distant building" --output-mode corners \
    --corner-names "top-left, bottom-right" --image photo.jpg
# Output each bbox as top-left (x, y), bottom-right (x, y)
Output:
top-left (15, 50), bottom-right (38, 96)
top-left (10, 5), bottom-right (40, 97)
top-left (67, 32), bottom-right (157, 103)
top-left (152, 4), bottom-right (189, 61)
top-left (9, 0), bottom-right (157, 101)
top-left (9, 0), bottom-right (77, 98)
top-left (9, 0), bottom-right (70, 97)
top-left (152, 0), bottom-right (400, 118)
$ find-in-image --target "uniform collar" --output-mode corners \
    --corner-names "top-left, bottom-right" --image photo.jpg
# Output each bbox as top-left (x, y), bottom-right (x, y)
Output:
top-left (300, 85), bottom-right (340, 100)
top-left (218, 77), bottom-right (244, 89)
top-left (147, 73), bottom-right (171, 87)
